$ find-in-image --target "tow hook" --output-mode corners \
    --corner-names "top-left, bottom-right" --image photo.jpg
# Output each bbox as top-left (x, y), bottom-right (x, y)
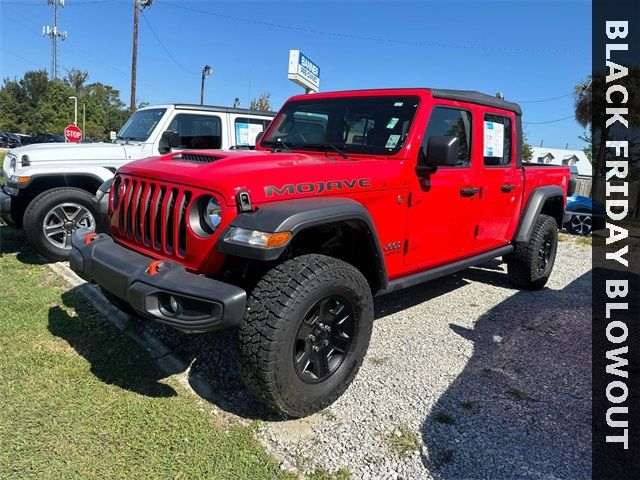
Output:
top-left (147, 260), bottom-right (164, 276)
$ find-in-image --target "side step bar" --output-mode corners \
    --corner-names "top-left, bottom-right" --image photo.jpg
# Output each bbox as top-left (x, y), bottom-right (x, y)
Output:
top-left (377, 245), bottom-right (514, 296)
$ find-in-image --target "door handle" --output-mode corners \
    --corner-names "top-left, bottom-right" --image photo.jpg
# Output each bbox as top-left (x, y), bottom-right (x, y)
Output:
top-left (459, 187), bottom-right (480, 197)
top-left (501, 184), bottom-right (516, 192)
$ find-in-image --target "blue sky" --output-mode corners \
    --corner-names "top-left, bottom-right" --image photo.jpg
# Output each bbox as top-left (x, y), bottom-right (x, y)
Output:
top-left (1, 0), bottom-right (591, 149)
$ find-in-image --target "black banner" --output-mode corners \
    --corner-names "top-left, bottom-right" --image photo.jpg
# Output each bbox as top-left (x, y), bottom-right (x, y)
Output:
top-left (592, 1), bottom-right (640, 479)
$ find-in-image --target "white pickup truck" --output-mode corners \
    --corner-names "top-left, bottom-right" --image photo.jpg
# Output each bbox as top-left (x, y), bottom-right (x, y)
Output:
top-left (0, 104), bottom-right (274, 260)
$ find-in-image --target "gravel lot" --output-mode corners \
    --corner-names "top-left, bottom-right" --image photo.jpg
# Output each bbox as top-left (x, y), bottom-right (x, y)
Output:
top-left (140, 236), bottom-right (592, 479)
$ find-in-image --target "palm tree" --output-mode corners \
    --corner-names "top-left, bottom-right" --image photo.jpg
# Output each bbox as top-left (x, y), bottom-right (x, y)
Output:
top-left (573, 76), bottom-right (592, 129)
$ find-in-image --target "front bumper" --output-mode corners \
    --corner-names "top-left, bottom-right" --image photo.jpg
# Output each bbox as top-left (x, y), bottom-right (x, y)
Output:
top-left (70, 228), bottom-right (247, 332)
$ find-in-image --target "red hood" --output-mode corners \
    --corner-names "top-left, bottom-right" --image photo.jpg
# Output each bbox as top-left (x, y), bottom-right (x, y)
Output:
top-left (118, 149), bottom-right (407, 206)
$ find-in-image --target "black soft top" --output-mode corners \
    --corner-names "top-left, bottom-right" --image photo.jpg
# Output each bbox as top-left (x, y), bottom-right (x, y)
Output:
top-left (429, 89), bottom-right (522, 116)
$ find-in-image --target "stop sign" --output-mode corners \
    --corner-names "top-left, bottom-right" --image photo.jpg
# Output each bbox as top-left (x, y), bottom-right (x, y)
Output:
top-left (64, 124), bottom-right (83, 143)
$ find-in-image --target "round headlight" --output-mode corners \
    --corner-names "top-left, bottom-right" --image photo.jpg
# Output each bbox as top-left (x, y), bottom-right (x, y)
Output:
top-left (204, 197), bottom-right (222, 232)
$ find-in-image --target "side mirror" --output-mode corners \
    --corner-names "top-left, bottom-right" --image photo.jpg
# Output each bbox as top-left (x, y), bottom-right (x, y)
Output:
top-left (426, 136), bottom-right (460, 167)
top-left (255, 131), bottom-right (264, 145)
top-left (158, 130), bottom-right (180, 154)
top-left (417, 136), bottom-right (461, 176)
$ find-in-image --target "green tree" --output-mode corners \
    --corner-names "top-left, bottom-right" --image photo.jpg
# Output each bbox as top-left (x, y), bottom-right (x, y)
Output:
top-left (250, 92), bottom-right (272, 111)
top-left (65, 69), bottom-right (88, 96)
top-left (578, 132), bottom-right (592, 164)
top-left (522, 131), bottom-right (534, 163)
top-left (0, 69), bottom-right (129, 141)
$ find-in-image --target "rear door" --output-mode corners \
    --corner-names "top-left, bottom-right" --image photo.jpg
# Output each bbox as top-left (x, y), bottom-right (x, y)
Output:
top-left (474, 111), bottom-right (523, 251)
top-left (403, 104), bottom-right (482, 269)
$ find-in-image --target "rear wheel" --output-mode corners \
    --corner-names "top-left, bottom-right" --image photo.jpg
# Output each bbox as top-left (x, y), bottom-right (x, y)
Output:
top-left (506, 214), bottom-right (558, 290)
top-left (237, 254), bottom-right (373, 418)
top-left (23, 187), bottom-right (97, 262)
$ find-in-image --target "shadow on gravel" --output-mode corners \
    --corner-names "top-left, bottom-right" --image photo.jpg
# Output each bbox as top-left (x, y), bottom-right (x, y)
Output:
top-left (49, 288), bottom-right (178, 398)
top-left (420, 272), bottom-right (591, 479)
top-left (0, 225), bottom-right (47, 265)
top-left (139, 262), bottom-right (506, 421)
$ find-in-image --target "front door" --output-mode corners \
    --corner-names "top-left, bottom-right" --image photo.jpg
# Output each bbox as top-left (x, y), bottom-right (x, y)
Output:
top-left (404, 105), bottom-right (481, 269)
top-left (474, 111), bottom-right (523, 251)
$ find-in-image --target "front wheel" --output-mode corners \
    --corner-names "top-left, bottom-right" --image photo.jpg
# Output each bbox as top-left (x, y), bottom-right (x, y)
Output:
top-left (23, 187), bottom-right (98, 262)
top-left (237, 254), bottom-right (374, 418)
top-left (506, 214), bottom-right (558, 290)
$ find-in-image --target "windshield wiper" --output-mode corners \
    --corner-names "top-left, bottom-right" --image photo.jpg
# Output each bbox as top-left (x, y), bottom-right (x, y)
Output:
top-left (302, 143), bottom-right (349, 159)
top-left (322, 143), bottom-right (349, 159)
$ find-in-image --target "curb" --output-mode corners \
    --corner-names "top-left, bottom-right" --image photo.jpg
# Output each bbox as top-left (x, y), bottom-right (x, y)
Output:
top-left (47, 262), bottom-right (211, 391)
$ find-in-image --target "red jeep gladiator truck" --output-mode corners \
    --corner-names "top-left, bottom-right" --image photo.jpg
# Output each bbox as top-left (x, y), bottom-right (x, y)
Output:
top-left (70, 88), bottom-right (570, 417)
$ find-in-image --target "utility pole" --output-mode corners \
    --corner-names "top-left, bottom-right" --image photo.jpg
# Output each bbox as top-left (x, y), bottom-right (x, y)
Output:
top-left (42, 0), bottom-right (67, 79)
top-left (82, 103), bottom-right (86, 134)
top-left (200, 65), bottom-right (212, 105)
top-left (130, 0), bottom-right (139, 112)
top-left (130, 0), bottom-right (154, 112)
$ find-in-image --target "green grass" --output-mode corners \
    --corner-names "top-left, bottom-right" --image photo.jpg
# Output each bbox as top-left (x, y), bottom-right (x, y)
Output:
top-left (368, 355), bottom-right (390, 366)
top-left (0, 227), bottom-right (292, 479)
top-left (308, 467), bottom-right (350, 480)
top-left (458, 400), bottom-right (477, 411)
top-left (385, 423), bottom-right (420, 457)
top-left (505, 388), bottom-right (528, 401)
top-left (434, 412), bottom-right (456, 425)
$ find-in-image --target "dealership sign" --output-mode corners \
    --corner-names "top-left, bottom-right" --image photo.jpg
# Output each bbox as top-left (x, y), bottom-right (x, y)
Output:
top-left (288, 50), bottom-right (320, 92)
top-left (64, 124), bottom-right (83, 143)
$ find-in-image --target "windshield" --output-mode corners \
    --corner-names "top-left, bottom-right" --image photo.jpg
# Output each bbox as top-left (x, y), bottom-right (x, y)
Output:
top-left (116, 108), bottom-right (166, 142)
top-left (261, 96), bottom-right (420, 155)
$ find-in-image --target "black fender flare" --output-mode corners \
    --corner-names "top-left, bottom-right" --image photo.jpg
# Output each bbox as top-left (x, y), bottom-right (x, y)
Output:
top-left (216, 197), bottom-right (388, 290)
top-left (514, 185), bottom-right (564, 242)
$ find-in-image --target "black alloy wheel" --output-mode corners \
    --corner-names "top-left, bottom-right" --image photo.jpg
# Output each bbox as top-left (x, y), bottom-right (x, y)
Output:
top-left (294, 295), bottom-right (355, 383)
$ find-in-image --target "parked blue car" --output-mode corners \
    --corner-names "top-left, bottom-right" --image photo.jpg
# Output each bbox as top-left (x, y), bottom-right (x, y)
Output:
top-left (563, 194), bottom-right (605, 235)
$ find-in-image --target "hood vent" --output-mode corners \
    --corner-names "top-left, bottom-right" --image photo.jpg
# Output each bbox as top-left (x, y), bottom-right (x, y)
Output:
top-left (174, 152), bottom-right (225, 164)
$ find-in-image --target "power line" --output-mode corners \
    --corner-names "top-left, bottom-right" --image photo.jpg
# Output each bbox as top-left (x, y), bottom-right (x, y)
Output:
top-left (514, 93), bottom-right (574, 104)
top-left (523, 115), bottom-right (576, 125)
top-left (157, 0), bottom-right (584, 55)
top-left (140, 10), bottom-right (198, 75)
top-left (0, 0), bottom-right (111, 4)
top-left (0, 47), bottom-right (47, 69)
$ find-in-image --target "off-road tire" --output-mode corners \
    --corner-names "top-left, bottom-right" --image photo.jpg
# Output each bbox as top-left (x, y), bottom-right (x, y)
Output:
top-left (237, 254), bottom-right (374, 418)
top-left (506, 214), bottom-right (558, 290)
top-left (23, 187), bottom-right (98, 262)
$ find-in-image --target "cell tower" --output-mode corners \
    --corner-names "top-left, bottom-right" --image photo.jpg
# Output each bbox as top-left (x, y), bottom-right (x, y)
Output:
top-left (42, 0), bottom-right (68, 79)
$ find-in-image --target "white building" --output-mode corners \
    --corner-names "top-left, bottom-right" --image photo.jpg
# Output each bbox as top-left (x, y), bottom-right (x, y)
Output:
top-left (529, 147), bottom-right (592, 176)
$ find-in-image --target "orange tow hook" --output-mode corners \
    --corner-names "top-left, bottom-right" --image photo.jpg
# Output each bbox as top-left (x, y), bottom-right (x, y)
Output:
top-left (147, 260), bottom-right (164, 276)
top-left (84, 233), bottom-right (97, 245)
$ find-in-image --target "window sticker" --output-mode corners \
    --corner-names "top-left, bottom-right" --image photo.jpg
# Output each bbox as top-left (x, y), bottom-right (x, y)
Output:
top-left (385, 134), bottom-right (401, 149)
top-left (483, 121), bottom-right (504, 157)
top-left (235, 122), bottom-right (264, 146)
top-left (393, 102), bottom-right (404, 107)
top-left (386, 117), bottom-right (399, 129)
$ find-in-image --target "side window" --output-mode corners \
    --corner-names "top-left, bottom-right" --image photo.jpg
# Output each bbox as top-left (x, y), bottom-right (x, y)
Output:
top-left (168, 114), bottom-right (221, 149)
top-left (421, 107), bottom-right (471, 167)
top-left (483, 114), bottom-right (512, 166)
top-left (234, 117), bottom-right (271, 147)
